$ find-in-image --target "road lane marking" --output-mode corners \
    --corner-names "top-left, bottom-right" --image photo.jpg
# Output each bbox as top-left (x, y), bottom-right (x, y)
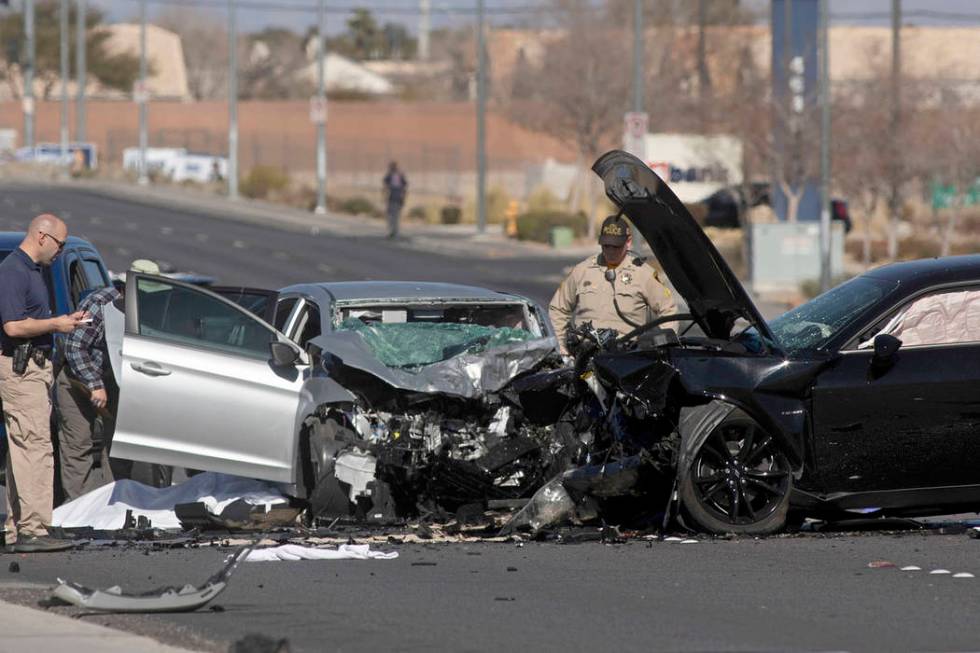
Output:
top-left (273, 251), bottom-right (289, 259)
top-left (116, 247), bottom-right (131, 256)
top-left (953, 572), bottom-right (975, 578)
top-left (316, 263), bottom-right (333, 274)
top-left (900, 566), bottom-right (921, 571)
top-left (930, 569), bottom-right (952, 575)
top-left (90, 216), bottom-right (102, 224)
top-left (124, 223), bottom-right (138, 231)
top-left (196, 233), bottom-right (209, 241)
top-left (161, 226), bottom-right (174, 235)
top-left (232, 240), bottom-right (246, 248)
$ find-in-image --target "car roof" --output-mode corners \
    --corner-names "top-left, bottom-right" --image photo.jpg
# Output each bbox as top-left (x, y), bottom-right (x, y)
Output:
top-left (0, 232), bottom-right (96, 250)
top-left (864, 254), bottom-right (980, 290)
top-left (279, 281), bottom-right (526, 303)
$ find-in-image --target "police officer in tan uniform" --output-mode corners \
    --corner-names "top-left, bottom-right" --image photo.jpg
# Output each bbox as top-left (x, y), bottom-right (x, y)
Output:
top-left (549, 215), bottom-right (675, 354)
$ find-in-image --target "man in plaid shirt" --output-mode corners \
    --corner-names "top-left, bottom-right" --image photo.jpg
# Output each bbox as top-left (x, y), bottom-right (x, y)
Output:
top-left (56, 284), bottom-right (121, 500)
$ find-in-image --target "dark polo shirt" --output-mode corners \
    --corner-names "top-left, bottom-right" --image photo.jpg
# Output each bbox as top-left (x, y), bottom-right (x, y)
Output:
top-left (0, 247), bottom-right (53, 352)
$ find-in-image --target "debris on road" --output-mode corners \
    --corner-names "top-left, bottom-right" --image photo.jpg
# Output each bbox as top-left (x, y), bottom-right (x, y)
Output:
top-left (244, 543), bottom-right (397, 562)
top-left (50, 545), bottom-right (253, 612)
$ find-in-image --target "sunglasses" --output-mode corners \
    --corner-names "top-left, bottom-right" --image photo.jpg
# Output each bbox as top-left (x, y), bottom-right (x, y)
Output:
top-left (41, 231), bottom-right (66, 252)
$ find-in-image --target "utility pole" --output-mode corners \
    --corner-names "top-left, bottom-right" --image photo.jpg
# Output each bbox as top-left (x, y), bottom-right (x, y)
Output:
top-left (475, 0), bottom-right (486, 234)
top-left (418, 0), bottom-right (430, 61)
top-left (76, 0), bottom-right (86, 142)
top-left (818, 0), bottom-right (831, 292)
top-left (137, 0), bottom-right (148, 185)
top-left (227, 0), bottom-right (238, 200)
top-left (313, 0), bottom-right (326, 215)
top-left (59, 0), bottom-right (69, 162)
top-left (632, 0), bottom-right (643, 112)
top-left (24, 0), bottom-right (35, 149)
top-left (697, 0), bottom-right (710, 100)
top-left (626, 0), bottom-right (647, 162)
top-left (887, 0), bottom-right (901, 260)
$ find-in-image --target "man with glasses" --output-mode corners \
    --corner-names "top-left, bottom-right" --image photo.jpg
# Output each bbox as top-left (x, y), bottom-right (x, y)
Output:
top-left (0, 214), bottom-right (87, 552)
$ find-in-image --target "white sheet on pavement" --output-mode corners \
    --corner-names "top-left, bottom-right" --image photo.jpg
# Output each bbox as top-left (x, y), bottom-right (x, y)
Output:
top-left (245, 543), bottom-right (399, 562)
top-left (52, 472), bottom-right (289, 530)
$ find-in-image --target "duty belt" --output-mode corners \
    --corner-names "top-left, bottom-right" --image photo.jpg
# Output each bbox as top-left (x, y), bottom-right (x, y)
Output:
top-left (1, 347), bottom-right (51, 362)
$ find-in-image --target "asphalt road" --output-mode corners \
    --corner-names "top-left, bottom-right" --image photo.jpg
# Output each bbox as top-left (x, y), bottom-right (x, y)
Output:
top-left (0, 186), bottom-right (575, 306)
top-left (5, 529), bottom-right (980, 652)
top-left (5, 184), bottom-right (972, 652)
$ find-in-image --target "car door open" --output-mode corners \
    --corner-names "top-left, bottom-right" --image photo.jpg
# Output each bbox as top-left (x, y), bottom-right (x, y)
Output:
top-left (110, 272), bottom-right (307, 483)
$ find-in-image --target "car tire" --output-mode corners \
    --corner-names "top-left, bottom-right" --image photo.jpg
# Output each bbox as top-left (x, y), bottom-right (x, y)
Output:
top-left (304, 417), bottom-right (352, 520)
top-left (679, 415), bottom-right (792, 536)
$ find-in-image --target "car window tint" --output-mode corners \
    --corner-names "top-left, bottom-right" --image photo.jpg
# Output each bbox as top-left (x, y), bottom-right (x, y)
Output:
top-left (136, 278), bottom-right (275, 358)
top-left (274, 298), bottom-right (298, 332)
top-left (81, 258), bottom-right (108, 289)
top-left (861, 288), bottom-right (980, 348)
top-left (769, 276), bottom-right (897, 352)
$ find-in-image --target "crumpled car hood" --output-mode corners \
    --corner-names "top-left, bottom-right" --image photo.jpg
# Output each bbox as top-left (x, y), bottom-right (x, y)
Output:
top-left (592, 150), bottom-right (775, 344)
top-left (311, 331), bottom-right (559, 400)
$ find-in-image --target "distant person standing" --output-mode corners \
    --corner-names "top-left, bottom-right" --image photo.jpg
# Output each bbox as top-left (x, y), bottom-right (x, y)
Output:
top-left (382, 161), bottom-right (408, 239)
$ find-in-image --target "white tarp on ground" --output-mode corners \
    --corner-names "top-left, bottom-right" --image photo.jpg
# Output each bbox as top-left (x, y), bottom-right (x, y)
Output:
top-left (52, 472), bottom-right (289, 530)
top-left (245, 544), bottom-right (399, 562)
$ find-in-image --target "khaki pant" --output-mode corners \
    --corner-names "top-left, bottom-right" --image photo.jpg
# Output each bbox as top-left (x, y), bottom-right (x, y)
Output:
top-left (55, 370), bottom-right (116, 503)
top-left (0, 355), bottom-right (54, 540)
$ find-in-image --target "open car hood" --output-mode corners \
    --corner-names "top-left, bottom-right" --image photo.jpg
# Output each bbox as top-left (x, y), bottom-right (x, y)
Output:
top-left (592, 150), bottom-right (776, 344)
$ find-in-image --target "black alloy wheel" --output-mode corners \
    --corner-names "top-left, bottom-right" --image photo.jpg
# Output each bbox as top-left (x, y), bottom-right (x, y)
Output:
top-left (680, 417), bottom-right (792, 535)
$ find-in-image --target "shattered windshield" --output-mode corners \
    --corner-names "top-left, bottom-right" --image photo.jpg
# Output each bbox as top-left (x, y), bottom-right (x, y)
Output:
top-left (768, 276), bottom-right (897, 353)
top-left (338, 319), bottom-right (535, 368)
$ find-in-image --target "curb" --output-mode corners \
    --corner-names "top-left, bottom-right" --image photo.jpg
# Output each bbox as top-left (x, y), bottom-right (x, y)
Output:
top-left (0, 594), bottom-right (197, 653)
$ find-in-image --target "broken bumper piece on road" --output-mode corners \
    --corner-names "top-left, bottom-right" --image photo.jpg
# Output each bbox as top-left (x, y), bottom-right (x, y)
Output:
top-left (51, 545), bottom-right (253, 613)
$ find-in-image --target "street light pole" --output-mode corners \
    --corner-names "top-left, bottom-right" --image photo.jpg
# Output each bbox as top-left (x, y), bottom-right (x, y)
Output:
top-left (632, 0), bottom-right (643, 112)
top-left (59, 0), bottom-right (69, 162)
top-left (24, 0), bottom-right (35, 149)
top-left (76, 0), bottom-right (86, 143)
top-left (818, 0), bottom-right (831, 292)
top-left (228, 0), bottom-right (238, 200)
top-left (475, 0), bottom-right (486, 234)
top-left (137, 0), bottom-right (148, 185)
top-left (313, 0), bottom-right (326, 215)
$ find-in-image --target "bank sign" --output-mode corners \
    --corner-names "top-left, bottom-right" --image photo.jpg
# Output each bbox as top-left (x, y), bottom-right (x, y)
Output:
top-left (630, 134), bottom-right (743, 204)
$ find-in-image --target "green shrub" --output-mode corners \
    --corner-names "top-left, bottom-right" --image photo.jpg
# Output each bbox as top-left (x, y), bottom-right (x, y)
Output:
top-left (526, 187), bottom-right (561, 213)
top-left (240, 165), bottom-right (290, 199)
top-left (339, 196), bottom-right (382, 218)
top-left (440, 206), bottom-right (462, 224)
top-left (515, 210), bottom-right (588, 243)
top-left (486, 186), bottom-right (511, 224)
top-left (407, 205), bottom-right (428, 220)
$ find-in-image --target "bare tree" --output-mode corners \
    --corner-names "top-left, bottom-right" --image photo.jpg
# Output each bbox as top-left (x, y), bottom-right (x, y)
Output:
top-left (156, 6), bottom-right (228, 100)
top-left (932, 108), bottom-right (980, 256)
top-left (504, 4), bottom-right (630, 237)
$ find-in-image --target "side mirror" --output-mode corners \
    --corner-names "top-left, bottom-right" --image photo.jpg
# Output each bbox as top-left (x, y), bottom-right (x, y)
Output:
top-left (269, 340), bottom-right (301, 367)
top-left (872, 333), bottom-right (902, 368)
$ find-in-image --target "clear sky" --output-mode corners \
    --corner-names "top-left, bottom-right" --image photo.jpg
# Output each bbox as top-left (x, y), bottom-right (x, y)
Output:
top-left (85, 0), bottom-right (980, 35)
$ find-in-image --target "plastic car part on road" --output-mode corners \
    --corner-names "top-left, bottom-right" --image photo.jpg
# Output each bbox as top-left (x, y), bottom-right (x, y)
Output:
top-left (51, 545), bottom-right (253, 612)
